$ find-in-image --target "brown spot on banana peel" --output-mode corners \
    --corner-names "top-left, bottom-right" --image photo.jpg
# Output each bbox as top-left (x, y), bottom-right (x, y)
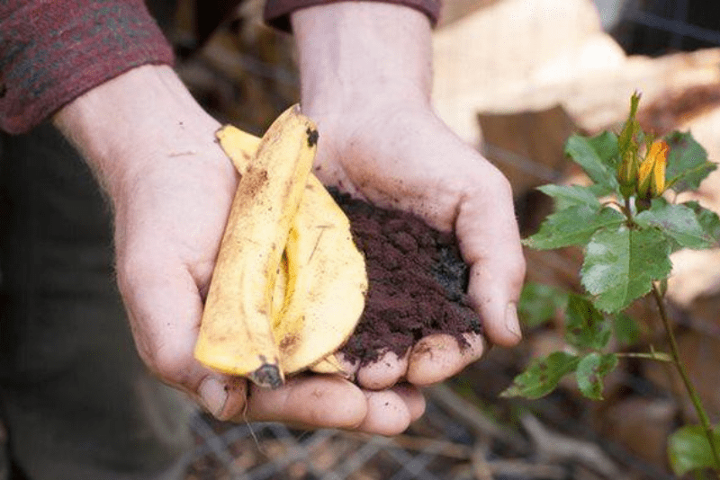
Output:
top-left (279, 331), bottom-right (299, 351)
top-left (306, 128), bottom-right (319, 147)
top-left (241, 166), bottom-right (268, 199)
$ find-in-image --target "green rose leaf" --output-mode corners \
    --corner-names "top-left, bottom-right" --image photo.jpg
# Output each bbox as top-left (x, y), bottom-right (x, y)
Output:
top-left (613, 312), bottom-right (641, 346)
top-left (665, 132), bottom-right (717, 193)
top-left (564, 294), bottom-right (612, 350)
top-left (524, 206), bottom-right (624, 250)
top-left (537, 184), bottom-right (601, 211)
top-left (668, 424), bottom-right (720, 476)
top-left (685, 200), bottom-right (720, 244)
top-left (636, 198), bottom-right (714, 251)
top-left (581, 226), bottom-right (672, 313)
top-left (518, 282), bottom-right (569, 328)
top-left (564, 132), bottom-right (620, 195)
top-left (576, 353), bottom-right (619, 400)
top-left (500, 352), bottom-right (580, 400)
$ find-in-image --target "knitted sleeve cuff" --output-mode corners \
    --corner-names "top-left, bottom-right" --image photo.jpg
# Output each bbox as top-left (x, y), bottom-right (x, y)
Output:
top-left (0, 0), bottom-right (174, 134)
top-left (264, 0), bottom-right (441, 32)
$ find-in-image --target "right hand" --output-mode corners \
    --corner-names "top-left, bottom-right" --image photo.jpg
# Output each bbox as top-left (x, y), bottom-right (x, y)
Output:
top-left (53, 64), bottom-right (424, 435)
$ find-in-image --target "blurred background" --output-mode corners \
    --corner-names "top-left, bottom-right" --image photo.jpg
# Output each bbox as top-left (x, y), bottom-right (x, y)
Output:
top-left (166, 0), bottom-right (720, 478)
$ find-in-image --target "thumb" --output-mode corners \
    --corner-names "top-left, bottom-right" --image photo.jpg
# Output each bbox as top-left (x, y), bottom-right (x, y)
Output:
top-left (455, 169), bottom-right (526, 347)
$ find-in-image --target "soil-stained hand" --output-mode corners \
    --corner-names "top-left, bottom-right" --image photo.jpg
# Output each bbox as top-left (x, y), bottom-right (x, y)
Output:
top-left (53, 65), bottom-right (424, 435)
top-left (311, 106), bottom-right (524, 389)
top-left (293, 3), bottom-right (526, 390)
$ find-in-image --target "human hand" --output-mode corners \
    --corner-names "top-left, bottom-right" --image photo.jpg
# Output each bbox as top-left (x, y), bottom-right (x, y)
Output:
top-left (292, 3), bottom-right (526, 390)
top-left (53, 64), bottom-right (425, 435)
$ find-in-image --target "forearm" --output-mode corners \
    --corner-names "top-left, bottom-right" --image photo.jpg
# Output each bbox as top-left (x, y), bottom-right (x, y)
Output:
top-left (52, 65), bottom-right (222, 202)
top-left (291, 2), bottom-right (433, 113)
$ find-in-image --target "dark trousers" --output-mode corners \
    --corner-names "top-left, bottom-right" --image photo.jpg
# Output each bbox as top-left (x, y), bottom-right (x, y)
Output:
top-left (0, 124), bottom-right (193, 479)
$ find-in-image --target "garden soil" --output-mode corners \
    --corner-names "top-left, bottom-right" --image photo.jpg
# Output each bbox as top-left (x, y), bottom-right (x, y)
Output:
top-left (329, 190), bottom-right (483, 366)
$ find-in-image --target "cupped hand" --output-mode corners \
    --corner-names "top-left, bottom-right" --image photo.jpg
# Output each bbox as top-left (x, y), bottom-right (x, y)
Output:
top-left (112, 122), bottom-right (425, 433)
top-left (53, 65), bottom-right (425, 435)
top-left (305, 101), bottom-right (526, 390)
top-left (291, 2), bottom-right (526, 391)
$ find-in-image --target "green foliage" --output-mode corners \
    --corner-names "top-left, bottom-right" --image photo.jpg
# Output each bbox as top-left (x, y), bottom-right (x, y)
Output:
top-left (536, 184), bottom-right (599, 210)
top-left (668, 424), bottom-right (720, 476)
top-left (518, 282), bottom-right (568, 328)
top-left (508, 95), bottom-right (720, 477)
top-left (564, 295), bottom-right (612, 350)
top-left (523, 205), bottom-right (624, 250)
top-left (687, 200), bottom-right (720, 245)
top-left (665, 132), bottom-right (716, 193)
top-left (612, 312), bottom-right (641, 346)
top-left (503, 293), bottom-right (619, 400)
top-left (636, 198), bottom-right (715, 251)
top-left (564, 133), bottom-right (620, 195)
top-left (520, 91), bottom-right (717, 320)
top-left (501, 348), bottom-right (619, 401)
top-left (501, 352), bottom-right (580, 399)
top-left (503, 95), bottom-right (720, 454)
top-left (581, 226), bottom-right (672, 313)
top-left (576, 353), bottom-right (618, 400)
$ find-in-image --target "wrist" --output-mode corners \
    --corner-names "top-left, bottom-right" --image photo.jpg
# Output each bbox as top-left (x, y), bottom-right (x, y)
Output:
top-left (291, 2), bottom-right (433, 116)
top-left (53, 65), bottom-right (222, 199)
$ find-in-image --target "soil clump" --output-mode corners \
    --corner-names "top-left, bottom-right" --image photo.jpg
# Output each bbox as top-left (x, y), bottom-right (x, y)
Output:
top-left (329, 189), bottom-right (482, 366)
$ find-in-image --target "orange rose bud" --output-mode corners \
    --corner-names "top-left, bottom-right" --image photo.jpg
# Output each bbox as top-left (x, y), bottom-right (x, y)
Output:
top-left (637, 140), bottom-right (669, 198)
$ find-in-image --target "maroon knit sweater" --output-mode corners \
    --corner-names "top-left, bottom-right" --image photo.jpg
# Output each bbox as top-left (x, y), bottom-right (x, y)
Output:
top-left (0, 0), bottom-right (440, 134)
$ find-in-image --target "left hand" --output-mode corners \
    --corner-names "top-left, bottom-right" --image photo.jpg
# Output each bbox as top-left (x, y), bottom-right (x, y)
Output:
top-left (292, 2), bottom-right (526, 390)
top-left (307, 100), bottom-right (525, 389)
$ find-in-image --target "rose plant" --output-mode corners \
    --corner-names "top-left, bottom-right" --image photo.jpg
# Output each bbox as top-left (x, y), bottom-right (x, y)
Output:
top-left (503, 93), bottom-right (720, 477)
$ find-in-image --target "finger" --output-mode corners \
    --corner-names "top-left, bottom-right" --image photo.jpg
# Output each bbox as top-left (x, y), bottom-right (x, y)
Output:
top-left (455, 167), bottom-right (526, 347)
top-left (118, 257), bottom-right (249, 418)
top-left (244, 375), bottom-right (368, 429)
top-left (391, 383), bottom-right (426, 421)
top-left (406, 333), bottom-right (485, 386)
top-left (197, 374), bottom-right (248, 420)
top-left (356, 350), bottom-right (410, 390)
top-left (356, 389), bottom-right (414, 436)
top-left (335, 352), bottom-right (361, 380)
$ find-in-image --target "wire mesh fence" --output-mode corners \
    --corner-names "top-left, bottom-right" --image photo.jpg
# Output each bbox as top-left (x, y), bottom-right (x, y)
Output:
top-left (181, 385), bottom-right (550, 480)
top-left (183, 396), bottom-right (478, 480)
top-left (179, 373), bottom-right (679, 480)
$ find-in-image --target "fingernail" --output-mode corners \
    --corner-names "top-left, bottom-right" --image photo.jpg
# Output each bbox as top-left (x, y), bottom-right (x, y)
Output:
top-left (505, 303), bottom-right (522, 339)
top-left (198, 377), bottom-right (228, 418)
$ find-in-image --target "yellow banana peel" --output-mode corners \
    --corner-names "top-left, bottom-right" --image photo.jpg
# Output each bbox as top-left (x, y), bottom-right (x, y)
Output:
top-left (194, 105), bottom-right (315, 388)
top-left (194, 105), bottom-right (367, 388)
top-left (308, 353), bottom-right (352, 377)
top-left (275, 176), bottom-right (366, 375)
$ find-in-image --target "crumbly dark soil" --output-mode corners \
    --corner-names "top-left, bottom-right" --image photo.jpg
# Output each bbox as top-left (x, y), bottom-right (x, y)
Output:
top-left (329, 189), bottom-right (482, 366)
